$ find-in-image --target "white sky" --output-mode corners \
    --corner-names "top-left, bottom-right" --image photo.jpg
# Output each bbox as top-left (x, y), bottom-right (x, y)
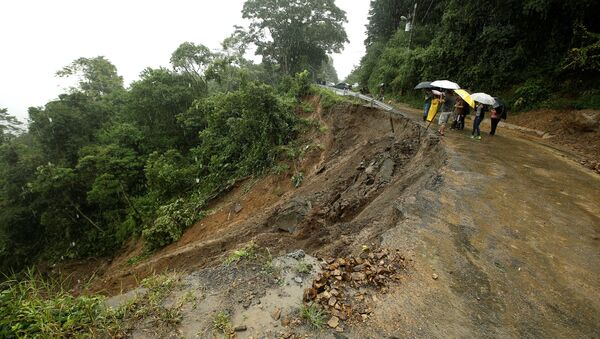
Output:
top-left (0, 0), bottom-right (370, 122)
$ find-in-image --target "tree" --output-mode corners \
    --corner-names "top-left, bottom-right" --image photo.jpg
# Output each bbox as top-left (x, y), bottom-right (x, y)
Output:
top-left (317, 56), bottom-right (339, 83)
top-left (241, 0), bottom-right (348, 75)
top-left (127, 68), bottom-right (205, 152)
top-left (56, 56), bottom-right (124, 97)
top-left (170, 42), bottom-right (214, 79)
top-left (0, 108), bottom-right (22, 144)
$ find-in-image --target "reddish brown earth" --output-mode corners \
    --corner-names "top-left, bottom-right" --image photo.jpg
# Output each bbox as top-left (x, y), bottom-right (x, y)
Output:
top-left (78, 97), bottom-right (443, 297)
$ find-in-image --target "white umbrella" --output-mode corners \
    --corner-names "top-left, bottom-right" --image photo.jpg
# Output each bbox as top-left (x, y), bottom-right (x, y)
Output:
top-left (471, 92), bottom-right (496, 105)
top-left (431, 80), bottom-right (460, 90)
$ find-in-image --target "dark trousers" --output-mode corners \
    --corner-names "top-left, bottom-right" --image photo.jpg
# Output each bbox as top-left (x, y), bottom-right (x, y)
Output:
top-left (490, 118), bottom-right (501, 135)
top-left (455, 114), bottom-right (465, 130)
top-left (472, 116), bottom-right (482, 136)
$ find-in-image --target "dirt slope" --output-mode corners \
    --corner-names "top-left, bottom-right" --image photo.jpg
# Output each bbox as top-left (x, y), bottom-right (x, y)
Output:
top-left (90, 98), bottom-right (444, 296)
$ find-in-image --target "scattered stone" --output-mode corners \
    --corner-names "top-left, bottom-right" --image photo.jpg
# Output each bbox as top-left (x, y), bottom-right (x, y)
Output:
top-left (327, 316), bottom-right (340, 328)
top-left (234, 325), bottom-right (247, 332)
top-left (294, 276), bottom-right (303, 284)
top-left (303, 249), bottom-right (405, 328)
top-left (351, 272), bottom-right (366, 281)
top-left (432, 273), bottom-right (438, 280)
top-left (287, 249), bottom-right (306, 260)
top-left (233, 202), bottom-right (243, 214)
top-left (271, 307), bottom-right (281, 321)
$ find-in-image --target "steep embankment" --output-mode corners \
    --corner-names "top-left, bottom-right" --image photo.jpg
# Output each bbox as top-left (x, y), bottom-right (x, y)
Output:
top-left (87, 97), bottom-right (444, 296)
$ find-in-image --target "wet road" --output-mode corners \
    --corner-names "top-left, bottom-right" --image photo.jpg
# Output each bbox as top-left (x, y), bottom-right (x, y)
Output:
top-left (374, 111), bottom-right (600, 337)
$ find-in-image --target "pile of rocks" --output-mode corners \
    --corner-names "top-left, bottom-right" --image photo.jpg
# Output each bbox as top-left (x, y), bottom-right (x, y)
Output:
top-left (303, 249), bottom-right (406, 330)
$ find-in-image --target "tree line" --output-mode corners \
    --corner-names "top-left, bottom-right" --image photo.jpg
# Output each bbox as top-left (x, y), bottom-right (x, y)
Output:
top-left (0, 0), bottom-right (348, 273)
top-left (350, 0), bottom-right (600, 110)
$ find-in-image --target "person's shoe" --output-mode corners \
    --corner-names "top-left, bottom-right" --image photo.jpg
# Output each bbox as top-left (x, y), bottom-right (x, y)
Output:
top-left (476, 135), bottom-right (482, 140)
top-left (470, 135), bottom-right (475, 139)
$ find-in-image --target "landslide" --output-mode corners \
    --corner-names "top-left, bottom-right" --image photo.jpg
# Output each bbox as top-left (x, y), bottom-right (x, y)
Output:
top-left (89, 97), bottom-right (445, 295)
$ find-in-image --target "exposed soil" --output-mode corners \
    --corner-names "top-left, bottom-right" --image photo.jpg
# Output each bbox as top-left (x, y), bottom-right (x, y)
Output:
top-left (503, 109), bottom-right (600, 173)
top-left (85, 97), bottom-right (443, 297)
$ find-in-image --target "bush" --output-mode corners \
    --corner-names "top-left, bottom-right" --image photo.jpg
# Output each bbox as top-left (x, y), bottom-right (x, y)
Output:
top-left (142, 197), bottom-right (206, 251)
top-left (511, 80), bottom-right (550, 111)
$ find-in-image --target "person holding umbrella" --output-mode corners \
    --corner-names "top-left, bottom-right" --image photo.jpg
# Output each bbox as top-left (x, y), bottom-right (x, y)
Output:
top-left (470, 93), bottom-right (496, 140)
top-left (490, 98), bottom-right (507, 136)
top-left (415, 81), bottom-right (433, 121)
top-left (452, 89), bottom-right (474, 130)
top-left (423, 90), bottom-right (433, 121)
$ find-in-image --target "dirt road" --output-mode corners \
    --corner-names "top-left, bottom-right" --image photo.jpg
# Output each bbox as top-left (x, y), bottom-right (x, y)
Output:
top-left (367, 107), bottom-right (600, 337)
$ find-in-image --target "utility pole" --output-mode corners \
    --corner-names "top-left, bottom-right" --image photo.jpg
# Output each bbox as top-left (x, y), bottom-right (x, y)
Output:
top-left (408, 2), bottom-right (417, 49)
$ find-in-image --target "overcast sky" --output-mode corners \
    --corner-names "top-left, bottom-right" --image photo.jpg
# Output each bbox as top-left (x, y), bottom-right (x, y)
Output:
top-left (0, 0), bottom-right (370, 122)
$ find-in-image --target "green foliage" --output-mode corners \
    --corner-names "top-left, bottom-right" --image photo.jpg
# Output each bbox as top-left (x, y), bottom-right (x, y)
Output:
top-left (311, 85), bottom-right (345, 110)
top-left (1, 12), bottom-right (306, 272)
top-left (296, 261), bottom-right (312, 274)
top-left (301, 303), bottom-right (326, 329)
top-left (562, 23), bottom-right (600, 76)
top-left (56, 56), bottom-right (124, 97)
top-left (0, 270), bottom-right (122, 337)
top-left (190, 82), bottom-right (299, 196)
top-left (117, 272), bottom-right (184, 332)
top-left (224, 242), bottom-right (257, 265)
top-left (242, 0), bottom-right (348, 75)
top-left (142, 197), bottom-right (206, 251)
top-left (0, 108), bottom-right (22, 145)
top-left (512, 80), bottom-right (551, 111)
top-left (212, 311), bottom-right (233, 335)
top-left (170, 42), bottom-right (214, 78)
top-left (292, 172), bottom-right (305, 188)
top-left (359, 0), bottom-right (600, 107)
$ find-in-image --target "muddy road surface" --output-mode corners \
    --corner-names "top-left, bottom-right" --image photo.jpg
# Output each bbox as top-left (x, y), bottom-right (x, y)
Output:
top-left (369, 107), bottom-right (600, 338)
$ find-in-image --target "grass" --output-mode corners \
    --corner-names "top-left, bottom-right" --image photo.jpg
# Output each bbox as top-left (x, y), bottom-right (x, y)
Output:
top-left (301, 303), bottom-right (326, 329)
top-left (0, 268), bottom-right (123, 338)
top-left (116, 271), bottom-right (184, 333)
top-left (292, 172), bottom-right (304, 188)
top-left (126, 252), bottom-right (149, 266)
top-left (296, 261), bottom-right (312, 274)
top-left (212, 310), bottom-right (232, 335)
top-left (224, 242), bottom-right (256, 266)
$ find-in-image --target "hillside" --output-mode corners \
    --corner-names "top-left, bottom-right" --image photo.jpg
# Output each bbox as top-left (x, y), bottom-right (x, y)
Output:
top-left (26, 97), bottom-right (599, 338)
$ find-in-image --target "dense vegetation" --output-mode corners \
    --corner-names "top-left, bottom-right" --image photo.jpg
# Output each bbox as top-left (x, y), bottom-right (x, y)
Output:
top-left (350, 0), bottom-right (600, 110)
top-left (0, 0), bottom-right (345, 274)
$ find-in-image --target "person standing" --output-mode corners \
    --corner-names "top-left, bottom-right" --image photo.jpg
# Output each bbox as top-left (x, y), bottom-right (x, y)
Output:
top-left (471, 102), bottom-right (485, 139)
top-left (423, 89), bottom-right (433, 121)
top-left (451, 97), bottom-right (464, 130)
top-left (490, 101), bottom-right (507, 135)
top-left (438, 90), bottom-right (455, 136)
top-left (489, 106), bottom-right (501, 136)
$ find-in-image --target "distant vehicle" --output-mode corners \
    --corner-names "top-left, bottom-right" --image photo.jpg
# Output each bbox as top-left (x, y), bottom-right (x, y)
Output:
top-left (327, 82), bottom-right (335, 87)
top-left (334, 82), bottom-right (351, 90)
